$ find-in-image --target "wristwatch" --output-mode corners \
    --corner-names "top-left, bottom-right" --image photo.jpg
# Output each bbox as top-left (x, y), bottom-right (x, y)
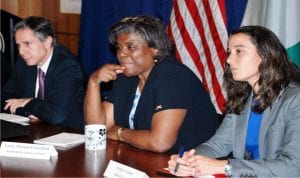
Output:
top-left (224, 160), bottom-right (233, 177)
top-left (117, 127), bottom-right (125, 140)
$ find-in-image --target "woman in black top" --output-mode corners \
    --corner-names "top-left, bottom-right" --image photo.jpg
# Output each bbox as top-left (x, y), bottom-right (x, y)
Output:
top-left (84, 15), bottom-right (219, 153)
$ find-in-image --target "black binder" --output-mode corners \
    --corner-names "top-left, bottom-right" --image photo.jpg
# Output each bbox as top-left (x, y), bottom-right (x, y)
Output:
top-left (0, 120), bottom-right (29, 139)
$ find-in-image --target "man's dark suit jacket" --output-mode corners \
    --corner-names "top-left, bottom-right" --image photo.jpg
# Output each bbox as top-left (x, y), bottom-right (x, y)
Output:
top-left (1, 45), bottom-right (87, 130)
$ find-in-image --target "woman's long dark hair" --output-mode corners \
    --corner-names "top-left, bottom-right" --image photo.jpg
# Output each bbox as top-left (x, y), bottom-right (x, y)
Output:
top-left (224, 26), bottom-right (297, 114)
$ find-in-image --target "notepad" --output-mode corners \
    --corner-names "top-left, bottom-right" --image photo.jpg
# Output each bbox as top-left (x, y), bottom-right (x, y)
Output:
top-left (0, 113), bottom-right (30, 125)
top-left (34, 132), bottom-right (85, 148)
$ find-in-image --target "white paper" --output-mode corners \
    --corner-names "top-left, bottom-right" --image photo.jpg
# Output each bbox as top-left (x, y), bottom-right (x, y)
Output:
top-left (34, 132), bottom-right (84, 148)
top-left (60, 0), bottom-right (81, 14)
top-left (0, 142), bottom-right (57, 160)
top-left (104, 160), bottom-right (149, 178)
top-left (0, 113), bottom-right (30, 125)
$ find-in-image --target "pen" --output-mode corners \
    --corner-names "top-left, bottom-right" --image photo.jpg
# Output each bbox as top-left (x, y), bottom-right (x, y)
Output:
top-left (174, 146), bottom-right (185, 173)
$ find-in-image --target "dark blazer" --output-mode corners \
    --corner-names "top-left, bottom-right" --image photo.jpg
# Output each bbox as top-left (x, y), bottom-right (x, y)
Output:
top-left (1, 45), bottom-right (87, 130)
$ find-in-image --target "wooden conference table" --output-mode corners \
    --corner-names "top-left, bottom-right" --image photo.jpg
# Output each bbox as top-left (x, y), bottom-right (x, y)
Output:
top-left (1, 122), bottom-right (171, 177)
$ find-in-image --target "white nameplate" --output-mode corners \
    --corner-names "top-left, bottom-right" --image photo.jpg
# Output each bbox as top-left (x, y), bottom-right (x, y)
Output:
top-left (104, 160), bottom-right (149, 178)
top-left (0, 141), bottom-right (58, 160)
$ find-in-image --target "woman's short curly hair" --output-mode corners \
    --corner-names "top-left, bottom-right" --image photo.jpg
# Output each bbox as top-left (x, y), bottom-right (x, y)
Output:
top-left (109, 15), bottom-right (173, 63)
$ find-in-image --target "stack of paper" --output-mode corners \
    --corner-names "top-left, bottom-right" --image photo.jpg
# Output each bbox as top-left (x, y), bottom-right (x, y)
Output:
top-left (34, 132), bottom-right (85, 148)
top-left (0, 113), bottom-right (30, 125)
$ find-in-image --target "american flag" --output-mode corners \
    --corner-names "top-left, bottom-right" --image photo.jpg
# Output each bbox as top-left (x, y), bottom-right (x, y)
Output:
top-left (168, 0), bottom-right (228, 114)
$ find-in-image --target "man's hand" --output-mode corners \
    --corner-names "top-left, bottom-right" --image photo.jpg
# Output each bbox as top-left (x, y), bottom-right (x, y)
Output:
top-left (28, 114), bottom-right (41, 124)
top-left (4, 98), bottom-right (33, 114)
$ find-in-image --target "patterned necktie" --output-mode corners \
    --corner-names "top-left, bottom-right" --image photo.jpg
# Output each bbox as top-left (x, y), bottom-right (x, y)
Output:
top-left (38, 68), bottom-right (45, 99)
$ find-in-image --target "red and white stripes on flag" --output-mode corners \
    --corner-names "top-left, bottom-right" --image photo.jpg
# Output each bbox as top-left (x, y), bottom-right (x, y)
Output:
top-left (168, 0), bottom-right (228, 114)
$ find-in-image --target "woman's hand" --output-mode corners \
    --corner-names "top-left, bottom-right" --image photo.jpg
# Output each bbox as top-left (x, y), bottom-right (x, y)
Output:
top-left (89, 64), bottom-right (125, 84)
top-left (168, 149), bottom-right (197, 177)
top-left (168, 149), bottom-right (227, 177)
top-left (107, 126), bottom-right (122, 141)
top-left (84, 65), bottom-right (122, 126)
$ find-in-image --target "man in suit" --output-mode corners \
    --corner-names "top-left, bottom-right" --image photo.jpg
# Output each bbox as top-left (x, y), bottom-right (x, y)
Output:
top-left (1, 16), bottom-right (87, 130)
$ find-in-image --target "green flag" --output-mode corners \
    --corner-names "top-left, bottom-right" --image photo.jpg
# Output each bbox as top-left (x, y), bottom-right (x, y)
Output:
top-left (242, 0), bottom-right (300, 68)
